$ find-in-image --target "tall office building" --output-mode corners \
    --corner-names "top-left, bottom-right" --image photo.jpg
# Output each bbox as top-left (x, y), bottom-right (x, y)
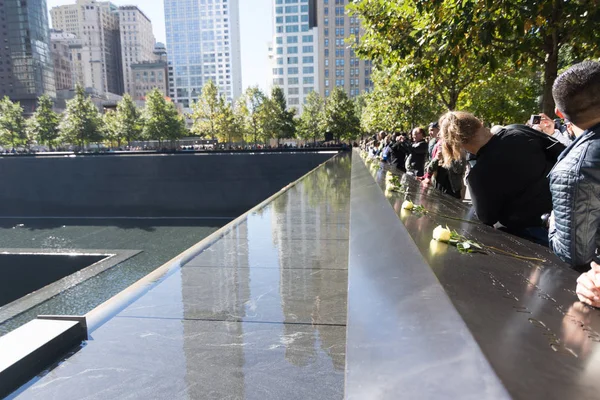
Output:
top-left (50, 0), bottom-right (123, 96)
top-left (164, 0), bottom-right (242, 109)
top-left (118, 6), bottom-right (156, 95)
top-left (269, 0), bottom-right (319, 113)
top-left (316, 0), bottom-right (373, 99)
top-left (50, 30), bottom-right (77, 91)
top-left (0, 0), bottom-right (56, 112)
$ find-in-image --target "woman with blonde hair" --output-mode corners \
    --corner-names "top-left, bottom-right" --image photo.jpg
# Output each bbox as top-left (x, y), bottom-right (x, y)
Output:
top-left (438, 111), bottom-right (562, 244)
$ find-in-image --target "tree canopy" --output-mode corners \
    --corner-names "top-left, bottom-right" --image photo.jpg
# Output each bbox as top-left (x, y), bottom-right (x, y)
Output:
top-left (0, 97), bottom-right (26, 149)
top-left (59, 85), bottom-right (103, 149)
top-left (27, 94), bottom-right (60, 149)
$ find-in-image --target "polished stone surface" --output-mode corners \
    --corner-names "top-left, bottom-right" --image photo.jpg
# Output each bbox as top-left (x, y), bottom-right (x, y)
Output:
top-left (364, 154), bottom-right (600, 400)
top-left (11, 154), bottom-right (350, 400)
top-left (0, 219), bottom-right (223, 336)
top-left (346, 154), bottom-right (509, 399)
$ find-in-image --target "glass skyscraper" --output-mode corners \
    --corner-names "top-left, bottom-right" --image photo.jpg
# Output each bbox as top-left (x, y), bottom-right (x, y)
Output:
top-left (164, 0), bottom-right (242, 110)
top-left (269, 0), bottom-right (319, 114)
top-left (0, 0), bottom-right (56, 112)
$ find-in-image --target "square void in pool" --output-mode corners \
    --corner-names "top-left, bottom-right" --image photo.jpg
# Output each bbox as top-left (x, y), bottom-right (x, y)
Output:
top-left (0, 254), bottom-right (107, 307)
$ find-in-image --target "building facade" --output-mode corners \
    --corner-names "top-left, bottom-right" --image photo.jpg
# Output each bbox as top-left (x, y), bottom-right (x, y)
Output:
top-left (131, 61), bottom-right (168, 100)
top-left (316, 0), bottom-right (373, 99)
top-left (50, 30), bottom-right (77, 91)
top-left (50, 0), bottom-right (123, 96)
top-left (118, 6), bottom-right (156, 96)
top-left (0, 0), bottom-right (56, 112)
top-left (269, 0), bottom-right (319, 114)
top-left (164, 0), bottom-right (242, 109)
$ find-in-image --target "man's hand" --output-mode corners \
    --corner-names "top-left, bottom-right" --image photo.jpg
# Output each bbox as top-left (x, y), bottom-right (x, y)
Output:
top-left (576, 262), bottom-right (600, 307)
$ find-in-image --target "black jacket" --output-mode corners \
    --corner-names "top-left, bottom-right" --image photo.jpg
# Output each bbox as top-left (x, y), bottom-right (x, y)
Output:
top-left (403, 140), bottom-right (428, 176)
top-left (468, 125), bottom-right (563, 229)
top-left (549, 123), bottom-right (600, 269)
top-left (390, 141), bottom-right (409, 171)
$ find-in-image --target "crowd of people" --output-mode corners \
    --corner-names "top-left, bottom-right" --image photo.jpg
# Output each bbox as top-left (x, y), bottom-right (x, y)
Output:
top-left (361, 60), bottom-right (600, 308)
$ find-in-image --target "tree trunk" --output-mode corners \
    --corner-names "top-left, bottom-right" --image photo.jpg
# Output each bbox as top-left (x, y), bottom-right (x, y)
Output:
top-left (542, 45), bottom-right (559, 117)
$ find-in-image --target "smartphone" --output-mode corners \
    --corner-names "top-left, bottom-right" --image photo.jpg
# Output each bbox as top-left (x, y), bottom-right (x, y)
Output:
top-left (530, 115), bottom-right (541, 125)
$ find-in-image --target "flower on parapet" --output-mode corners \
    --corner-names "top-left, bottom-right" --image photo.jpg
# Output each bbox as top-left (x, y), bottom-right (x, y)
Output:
top-left (402, 200), bottom-right (414, 210)
top-left (433, 225), bottom-right (452, 242)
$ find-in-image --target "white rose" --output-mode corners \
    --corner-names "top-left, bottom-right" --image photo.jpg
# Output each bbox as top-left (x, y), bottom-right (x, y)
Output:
top-left (433, 225), bottom-right (452, 242)
top-left (402, 200), bottom-right (414, 210)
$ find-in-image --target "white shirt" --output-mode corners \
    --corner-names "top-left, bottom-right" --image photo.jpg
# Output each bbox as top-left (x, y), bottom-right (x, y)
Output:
top-left (551, 129), bottom-right (572, 146)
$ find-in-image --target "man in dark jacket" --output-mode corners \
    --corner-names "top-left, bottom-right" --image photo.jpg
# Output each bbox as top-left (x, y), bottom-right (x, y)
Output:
top-left (548, 61), bottom-right (600, 306)
top-left (403, 127), bottom-right (428, 176)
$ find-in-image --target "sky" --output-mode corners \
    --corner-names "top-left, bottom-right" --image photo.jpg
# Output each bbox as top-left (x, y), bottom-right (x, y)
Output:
top-left (46, 0), bottom-right (273, 92)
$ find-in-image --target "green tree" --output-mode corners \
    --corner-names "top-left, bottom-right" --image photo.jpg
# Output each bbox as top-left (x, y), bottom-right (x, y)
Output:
top-left (349, 0), bottom-right (494, 111)
top-left (59, 85), bottom-right (103, 149)
top-left (263, 87), bottom-right (296, 144)
top-left (297, 91), bottom-right (325, 144)
top-left (0, 96), bottom-right (26, 149)
top-left (350, 0), bottom-right (600, 115)
top-left (458, 66), bottom-right (541, 125)
top-left (324, 87), bottom-right (360, 143)
top-left (116, 94), bottom-right (142, 146)
top-left (240, 86), bottom-right (268, 145)
top-left (191, 80), bottom-right (220, 138)
top-left (102, 110), bottom-right (120, 147)
top-left (142, 88), bottom-right (186, 146)
top-left (214, 95), bottom-right (244, 145)
top-left (27, 94), bottom-right (60, 149)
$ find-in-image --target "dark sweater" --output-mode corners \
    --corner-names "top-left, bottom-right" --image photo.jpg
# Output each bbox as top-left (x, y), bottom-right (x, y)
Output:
top-left (404, 140), bottom-right (428, 176)
top-left (468, 128), bottom-right (555, 229)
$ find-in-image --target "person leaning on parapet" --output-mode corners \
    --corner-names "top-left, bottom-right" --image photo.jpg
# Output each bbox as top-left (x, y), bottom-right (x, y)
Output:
top-left (547, 60), bottom-right (600, 307)
top-left (428, 122), bottom-right (440, 159)
top-left (399, 127), bottom-right (428, 176)
top-left (439, 111), bottom-right (565, 244)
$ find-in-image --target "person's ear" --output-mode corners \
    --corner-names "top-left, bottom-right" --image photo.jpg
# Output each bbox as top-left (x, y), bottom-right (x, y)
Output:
top-left (555, 108), bottom-right (565, 119)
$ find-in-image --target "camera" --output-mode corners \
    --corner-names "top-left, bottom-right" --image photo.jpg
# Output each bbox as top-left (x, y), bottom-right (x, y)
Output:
top-left (529, 115), bottom-right (541, 125)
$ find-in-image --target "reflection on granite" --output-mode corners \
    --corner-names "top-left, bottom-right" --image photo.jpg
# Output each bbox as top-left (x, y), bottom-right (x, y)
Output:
top-left (118, 267), bottom-right (348, 325)
top-left (14, 318), bottom-right (345, 400)
top-left (365, 157), bottom-right (600, 399)
top-left (12, 154), bottom-right (351, 400)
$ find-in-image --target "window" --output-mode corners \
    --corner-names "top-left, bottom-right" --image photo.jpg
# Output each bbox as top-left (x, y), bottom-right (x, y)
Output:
top-left (287, 36), bottom-right (298, 43)
top-left (288, 57), bottom-right (298, 64)
top-left (302, 35), bottom-right (313, 43)
top-left (303, 77), bottom-right (314, 84)
top-left (303, 87), bottom-right (314, 94)
top-left (288, 87), bottom-right (299, 95)
top-left (325, 79), bottom-right (330, 87)
top-left (288, 67), bottom-right (299, 74)
top-left (285, 15), bottom-right (299, 23)
top-left (276, 6), bottom-right (283, 13)
top-left (288, 46), bottom-right (298, 54)
top-left (302, 56), bottom-right (314, 63)
top-left (302, 46), bottom-right (314, 53)
top-left (276, 37), bottom-right (283, 44)
top-left (285, 5), bottom-right (298, 12)
top-left (276, 47), bottom-right (283, 54)
top-left (288, 77), bottom-right (299, 84)
top-left (303, 66), bottom-right (314, 74)
top-left (286, 25), bottom-right (299, 33)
